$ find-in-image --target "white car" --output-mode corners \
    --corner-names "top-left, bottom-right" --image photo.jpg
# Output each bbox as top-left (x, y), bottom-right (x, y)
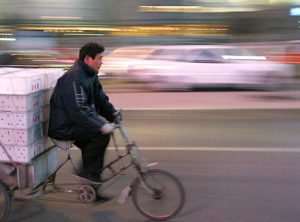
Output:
top-left (101, 46), bottom-right (161, 80)
top-left (126, 45), bottom-right (294, 90)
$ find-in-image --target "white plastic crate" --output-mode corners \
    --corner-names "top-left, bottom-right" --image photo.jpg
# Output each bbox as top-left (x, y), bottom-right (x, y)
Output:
top-left (0, 123), bottom-right (43, 146)
top-left (0, 91), bottom-right (44, 111)
top-left (0, 72), bottom-right (45, 95)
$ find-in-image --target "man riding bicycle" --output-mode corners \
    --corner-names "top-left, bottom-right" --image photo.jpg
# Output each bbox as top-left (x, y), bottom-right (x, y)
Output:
top-left (48, 43), bottom-right (118, 184)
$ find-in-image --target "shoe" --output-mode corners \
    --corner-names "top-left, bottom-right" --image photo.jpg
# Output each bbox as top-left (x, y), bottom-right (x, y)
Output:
top-left (95, 194), bottom-right (113, 203)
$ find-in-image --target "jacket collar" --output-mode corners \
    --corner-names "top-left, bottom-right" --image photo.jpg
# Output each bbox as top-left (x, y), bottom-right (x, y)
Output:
top-left (72, 60), bottom-right (96, 90)
top-left (76, 60), bottom-right (97, 77)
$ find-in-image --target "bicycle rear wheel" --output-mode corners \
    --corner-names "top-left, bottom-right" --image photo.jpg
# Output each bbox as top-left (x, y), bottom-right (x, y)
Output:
top-left (0, 181), bottom-right (11, 221)
top-left (131, 169), bottom-right (185, 221)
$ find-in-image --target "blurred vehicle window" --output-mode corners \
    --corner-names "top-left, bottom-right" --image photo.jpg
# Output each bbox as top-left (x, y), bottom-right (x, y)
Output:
top-left (188, 49), bottom-right (222, 62)
top-left (223, 48), bottom-right (254, 56)
top-left (147, 49), bottom-right (186, 61)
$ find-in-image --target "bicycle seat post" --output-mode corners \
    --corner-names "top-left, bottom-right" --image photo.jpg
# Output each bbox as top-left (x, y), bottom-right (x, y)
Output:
top-left (50, 139), bottom-right (79, 173)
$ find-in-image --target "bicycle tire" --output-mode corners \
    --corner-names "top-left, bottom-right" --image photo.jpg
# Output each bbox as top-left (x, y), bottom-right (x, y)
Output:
top-left (0, 181), bottom-right (11, 221)
top-left (131, 169), bottom-right (185, 221)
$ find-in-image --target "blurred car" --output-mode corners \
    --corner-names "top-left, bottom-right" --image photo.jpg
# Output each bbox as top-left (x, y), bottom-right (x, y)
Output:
top-left (266, 41), bottom-right (300, 64)
top-left (234, 40), bottom-right (300, 65)
top-left (126, 45), bottom-right (294, 91)
top-left (101, 46), bottom-right (161, 80)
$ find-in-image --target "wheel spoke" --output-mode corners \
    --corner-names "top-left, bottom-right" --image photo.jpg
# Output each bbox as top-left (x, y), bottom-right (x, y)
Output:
top-left (131, 169), bottom-right (185, 221)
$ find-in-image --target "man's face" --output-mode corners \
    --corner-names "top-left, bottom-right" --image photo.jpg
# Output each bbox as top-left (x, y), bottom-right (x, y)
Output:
top-left (84, 53), bottom-right (103, 72)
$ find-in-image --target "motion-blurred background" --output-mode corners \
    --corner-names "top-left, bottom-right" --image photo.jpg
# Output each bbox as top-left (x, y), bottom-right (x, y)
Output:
top-left (1, 2), bottom-right (300, 222)
top-left (1, 0), bottom-right (300, 91)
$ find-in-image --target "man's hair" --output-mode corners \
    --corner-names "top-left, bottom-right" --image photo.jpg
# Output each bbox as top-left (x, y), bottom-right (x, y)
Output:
top-left (79, 43), bottom-right (105, 62)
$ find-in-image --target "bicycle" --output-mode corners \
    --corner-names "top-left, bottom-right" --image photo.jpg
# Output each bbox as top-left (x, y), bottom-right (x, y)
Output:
top-left (0, 110), bottom-right (185, 221)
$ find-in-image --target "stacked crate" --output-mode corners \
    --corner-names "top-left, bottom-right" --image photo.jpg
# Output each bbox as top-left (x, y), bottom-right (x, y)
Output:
top-left (0, 68), bottom-right (64, 188)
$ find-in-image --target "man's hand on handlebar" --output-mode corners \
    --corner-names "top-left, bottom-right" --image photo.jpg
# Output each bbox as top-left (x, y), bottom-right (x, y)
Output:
top-left (100, 123), bottom-right (114, 134)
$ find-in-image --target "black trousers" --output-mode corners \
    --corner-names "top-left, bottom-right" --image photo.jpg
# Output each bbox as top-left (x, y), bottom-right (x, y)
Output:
top-left (74, 129), bottom-right (110, 175)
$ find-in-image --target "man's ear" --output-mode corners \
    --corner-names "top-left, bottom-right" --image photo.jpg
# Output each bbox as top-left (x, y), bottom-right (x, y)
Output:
top-left (84, 55), bottom-right (90, 64)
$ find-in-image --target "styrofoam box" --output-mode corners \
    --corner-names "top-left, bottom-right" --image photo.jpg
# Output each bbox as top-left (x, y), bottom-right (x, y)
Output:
top-left (28, 147), bottom-right (58, 188)
top-left (0, 68), bottom-right (25, 75)
top-left (23, 68), bottom-right (64, 89)
top-left (43, 136), bottom-right (54, 149)
top-left (0, 139), bottom-right (44, 163)
top-left (0, 109), bottom-right (42, 129)
top-left (43, 88), bottom-right (54, 105)
top-left (0, 72), bottom-right (45, 95)
top-left (43, 105), bottom-right (50, 122)
top-left (0, 135), bottom-right (54, 163)
top-left (25, 68), bottom-right (64, 89)
top-left (43, 120), bottom-right (49, 137)
top-left (0, 123), bottom-right (43, 146)
top-left (42, 68), bottom-right (64, 89)
top-left (0, 105), bottom-right (50, 129)
top-left (0, 68), bottom-right (64, 95)
top-left (0, 91), bottom-right (44, 112)
top-left (0, 89), bottom-right (54, 112)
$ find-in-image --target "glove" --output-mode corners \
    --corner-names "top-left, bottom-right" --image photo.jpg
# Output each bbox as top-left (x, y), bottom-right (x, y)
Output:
top-left (100, 123), bottom-right (114, 134)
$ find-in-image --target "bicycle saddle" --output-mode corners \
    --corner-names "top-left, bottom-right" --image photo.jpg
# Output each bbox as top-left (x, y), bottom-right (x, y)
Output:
top-left (51, 139), bottom-right (74, 151)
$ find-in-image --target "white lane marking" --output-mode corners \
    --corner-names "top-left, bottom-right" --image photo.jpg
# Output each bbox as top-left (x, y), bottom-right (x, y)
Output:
top-left (106, 146), bottom-right (300, 153)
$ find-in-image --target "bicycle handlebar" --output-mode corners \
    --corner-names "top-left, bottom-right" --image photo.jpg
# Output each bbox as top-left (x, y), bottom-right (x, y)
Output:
top-left (112, 110), bottom-right (131, 144)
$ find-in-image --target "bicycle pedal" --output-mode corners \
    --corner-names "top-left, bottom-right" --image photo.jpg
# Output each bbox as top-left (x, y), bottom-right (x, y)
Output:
top-left (118, 186), bottom-right (131, 205)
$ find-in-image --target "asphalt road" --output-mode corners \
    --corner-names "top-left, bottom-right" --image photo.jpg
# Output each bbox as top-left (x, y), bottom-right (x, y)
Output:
top-left (6, 108), bottom-right (300, 222)
top-left (116, 109), bottom-right (300, 148)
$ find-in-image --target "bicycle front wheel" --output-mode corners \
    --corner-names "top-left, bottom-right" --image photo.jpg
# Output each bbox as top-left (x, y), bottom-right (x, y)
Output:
top-left (131, 169), bottom-right (185, 221)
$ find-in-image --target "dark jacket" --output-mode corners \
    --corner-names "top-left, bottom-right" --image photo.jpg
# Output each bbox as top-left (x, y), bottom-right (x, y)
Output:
top-left (48, 60), bottom-right (116, 140)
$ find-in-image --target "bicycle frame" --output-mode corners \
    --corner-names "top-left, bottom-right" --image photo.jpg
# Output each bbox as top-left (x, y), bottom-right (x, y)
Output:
top-left (97, 123), bottom-right (148, 183)
top-left (112, 123), bottom-right (156, 195)
top-left (0, 113), bottom-right (184, 221)
top-left (12, 119), bottom-right (154, 199)
top-left (39, 122), bottom-right (146, 187)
